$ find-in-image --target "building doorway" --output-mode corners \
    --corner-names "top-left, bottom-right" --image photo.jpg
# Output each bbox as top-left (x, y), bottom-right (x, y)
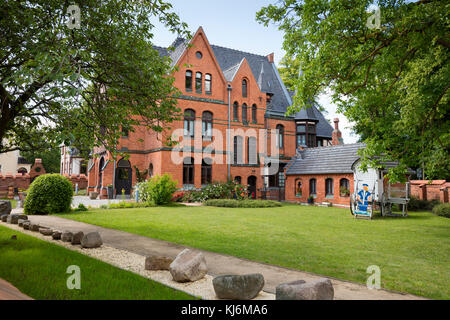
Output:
top-left (115, 159), bottom-right (132, 196)
top-left (248, 176), bottom-right (257, 199)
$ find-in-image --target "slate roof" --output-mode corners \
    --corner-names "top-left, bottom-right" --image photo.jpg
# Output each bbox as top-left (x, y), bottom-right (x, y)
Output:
top-left (286, 143), bottom-right (365, 175)
top-left (152, 33), bottom-right (333, 138)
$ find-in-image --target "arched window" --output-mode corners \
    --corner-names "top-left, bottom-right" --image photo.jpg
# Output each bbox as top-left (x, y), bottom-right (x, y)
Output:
top-left (242, 79), bottom-right (248, 97)
top-left (17, 167), bottom-right (28, 175)
top-left (340, 178), bottom-right (350, 196)
top-left (205, 74), bottom-right (212, 94)
top-left (98, 157), bottom-right (105, 188)
top-left (201, 158), bottom-right (212, 185)
top-left (242, 103), bottom-right (248, 123)
top-left (185, 70), bottom-right (193, 91)
top-left (202, 111), bottom-right (213, 138)
top-left (252, 104), bottom-right (257, 124)
top-left (325, 178), bottom-right (334, 196)
top-left (233, 136), bottom-right (243, 164)
top-left (247, 137), bottom-right (257, 164)
top-left (233, 102), bottom-right (239, 121)
top-left (149, 163), bottom-right (153, 178)
top-left (309, 178), bottom-right (317, 195)
top-left (184, 109), bottom-right (195, 137)
top-left (296, 179), bottom-right (302, 197)
top-left (276, 124), bottom-right (284, 149)
top-left (234, 176), bottom-right (242, 184)
top-left (183, 157), bottom-right (194, 185)
top-left (195, 72), bottom-right (202, 93)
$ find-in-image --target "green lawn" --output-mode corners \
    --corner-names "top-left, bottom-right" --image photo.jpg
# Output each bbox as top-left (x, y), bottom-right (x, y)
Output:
top-left (0, 225), bottom-right (193, 300)
top-left (56, 204), bottom-right (450, 299)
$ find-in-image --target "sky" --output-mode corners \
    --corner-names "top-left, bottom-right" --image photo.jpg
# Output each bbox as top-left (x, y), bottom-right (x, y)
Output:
top-left (151, 0), bottom-right (359, 143)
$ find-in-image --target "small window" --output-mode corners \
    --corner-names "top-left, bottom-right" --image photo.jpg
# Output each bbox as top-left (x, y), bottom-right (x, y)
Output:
top-left (183, 157), bottom-right (194, 185)
top-left (196, 51), bottom-right (203, 59)
top-left (242, 79), bottom-right (248, 97)
top-left (205, 74), bottom-right (212, 94)
top-left (234, 176), bottom-right (242, 184)
top-left (185, 70), bottom-right (193, 91)
top-left (242, 103), bottom-right (248, 124)
top-left (149, 163), bottom-right (154, 178)
top-left (276, 124), bottom-right (284, 149)
top-left (233, 102), bottom-right (239, 121)
top-left (325, 178), bottom-right (334, 196)
top-left (201, 159), bottom-right (212, 185)
top-left (340, 178), bottom-right (350, 197)
top-left (252, 104), bottom-right (257, 123)
top-left (296, 179), bottom-right (302, 197)
top-left (184, 109), bottom-right (195, 137)
top-left (202, 111), bottom-right (213, 138)
top-left (309, 178), bottom-right (317, 195)
top-left (195, 72), bottom-right (202, 93)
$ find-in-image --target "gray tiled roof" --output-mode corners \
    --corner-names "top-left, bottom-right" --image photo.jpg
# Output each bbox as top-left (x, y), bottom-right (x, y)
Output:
top-left (153, 37), bottom-right (333, 138)
top-left (286, 143), bottom-right (365, 175)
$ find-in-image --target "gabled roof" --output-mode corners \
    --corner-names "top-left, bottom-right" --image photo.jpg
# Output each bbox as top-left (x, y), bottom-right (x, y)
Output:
top-left (286, 143), bottom-right (365, 175)
top-left (152, 27), bottom-right (333, 139)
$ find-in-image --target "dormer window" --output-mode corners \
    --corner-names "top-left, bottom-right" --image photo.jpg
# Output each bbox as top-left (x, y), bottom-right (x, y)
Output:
top-left (296, 122), bottom-right (316, 148)
top-left (185, 70), bottom-right (192, 91)
top-left (242, 79), bottom-right (248, 97)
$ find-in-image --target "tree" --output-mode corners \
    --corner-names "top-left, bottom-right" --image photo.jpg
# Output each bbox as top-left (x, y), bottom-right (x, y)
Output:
top-left (258, 0), bottom-right (449, 181)
top-left (0, 0), bottom-right (189, 156)
top-left (22, 147), bottom-right (61, 173)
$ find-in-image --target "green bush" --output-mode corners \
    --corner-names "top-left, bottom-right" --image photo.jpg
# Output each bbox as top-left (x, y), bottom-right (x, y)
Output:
top-left (432, 203), bottom-right (450, 218)
top-left (24, 174), bottom-right (73, 215)
top-left (181, 181), bottom-right (249, 203)
top-left (204, 199), bottom-right (282, 208)
top-left (408, 196), bottom-right (439, 211)
top-left (136, 174), bottom-right (178, 205)
top-left (74, 203), bottom-right (88, 212)
top-left (108, 202), bottom-right (155, 209)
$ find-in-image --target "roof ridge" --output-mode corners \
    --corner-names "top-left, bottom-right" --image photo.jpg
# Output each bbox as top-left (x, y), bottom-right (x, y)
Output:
top-left (210, 44), bottom-right (268, 61)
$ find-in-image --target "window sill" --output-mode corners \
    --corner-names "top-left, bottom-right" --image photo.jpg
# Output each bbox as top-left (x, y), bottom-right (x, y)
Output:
top-left (325, 195), bottom-right (334, 199)
top-left (202, 136), bottom-right (212, 142)
top-left (185, 89), bottom-right (192, 93)
top-left (296, 194), bottom-right (302, 198)
top-left (182, 184), bottom-right (196, 191)
top-left (206, 92), bottom-right (212, 96)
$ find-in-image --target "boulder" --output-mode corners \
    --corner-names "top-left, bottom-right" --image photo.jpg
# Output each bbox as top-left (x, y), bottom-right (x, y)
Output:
top-left (61, 231), bottom-right (73, 242)
top-left (7, 214), bottom-right (28, 224)
top-left (145, 255), bottom-right (173, 271)
top-left (0, 200), bottom-right (12, 215)
top-left (18, 219), bottom-right (27, 227)
top-left (1, 214), bottom-right (9, 222)
top-left (23, 221), bottom-right (31, 230)
top-left (52, 231), bottom-right (62, 240)
top-left (30, 223), bottom-right (40, 232)
top-left (213, 274), bottom-right (265, 300)
top-left (169, 249), bottom-right (208, 282)
top-left (39, 228), bottom-right (53, 236)
top-left (276, 278), bottom-right (334, 300)
top-left (81, 232), bottom-right (103, 248)
top-left (71, 231), bottom-right (84, 245)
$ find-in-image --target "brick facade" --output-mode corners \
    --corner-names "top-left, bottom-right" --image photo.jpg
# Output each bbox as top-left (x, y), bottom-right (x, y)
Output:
top-left (410, 180), bottom-right (449, 203)
top-left (86, 27), bottom-right (333, 199)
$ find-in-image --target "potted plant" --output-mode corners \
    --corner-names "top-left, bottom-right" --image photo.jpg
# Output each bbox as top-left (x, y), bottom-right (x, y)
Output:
top-left (307, 195), bottom-right (314, 204)
top-left (340, 186), bottom-right (350, 197)
top-left (107, 184), bottom-right (114, 199)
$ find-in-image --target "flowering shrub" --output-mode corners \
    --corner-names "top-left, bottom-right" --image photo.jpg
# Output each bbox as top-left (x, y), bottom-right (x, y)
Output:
top-left (181, 180), bottom-right (249, 203)
top-left (136, 174), bottom-right (177, 205)
top-left (234, 184), bottom-right (248, 200)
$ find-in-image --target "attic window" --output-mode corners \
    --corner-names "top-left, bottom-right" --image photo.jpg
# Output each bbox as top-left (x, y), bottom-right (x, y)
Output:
top-left (196, 51), bottom-right (203, 59)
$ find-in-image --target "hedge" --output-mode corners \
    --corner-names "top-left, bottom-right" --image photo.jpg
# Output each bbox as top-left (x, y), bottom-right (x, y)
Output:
top-left (204, 199), bottom-right (282, 208)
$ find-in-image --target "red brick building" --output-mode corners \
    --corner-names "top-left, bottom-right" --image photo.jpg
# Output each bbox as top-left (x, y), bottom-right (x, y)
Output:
top-left (86, 27), bottom-right (338, 199)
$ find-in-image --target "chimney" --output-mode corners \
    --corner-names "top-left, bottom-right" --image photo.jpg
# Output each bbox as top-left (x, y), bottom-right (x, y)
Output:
top-left (267, 53), bottom-right (274, 64)
top-left (332, 118), bottom-right (343, 145)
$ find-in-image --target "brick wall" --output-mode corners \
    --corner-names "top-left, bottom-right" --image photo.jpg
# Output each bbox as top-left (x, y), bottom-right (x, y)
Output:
top-left (410, 180), bottom-right (449, 203)
top-left (285, 173), bottom-right (354, 207)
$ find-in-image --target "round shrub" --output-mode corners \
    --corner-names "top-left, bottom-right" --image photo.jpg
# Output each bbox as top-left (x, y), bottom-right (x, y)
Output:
top-left (24, 174), bottom-right (73, 215)
top-left (432, 203), bottom-right (450, 218)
